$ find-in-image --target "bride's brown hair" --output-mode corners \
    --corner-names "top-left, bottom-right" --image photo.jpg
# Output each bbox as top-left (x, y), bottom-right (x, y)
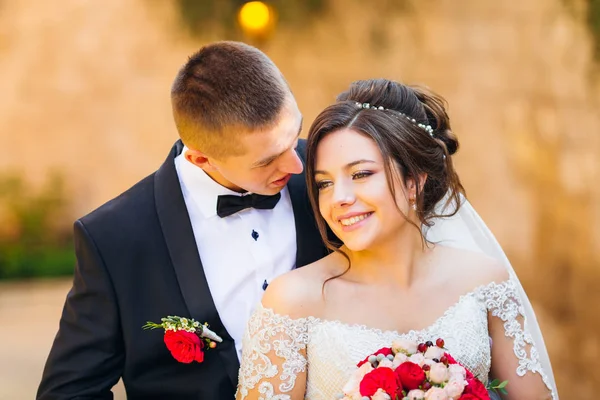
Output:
top-left (305, 79), bottom-right (465, 289)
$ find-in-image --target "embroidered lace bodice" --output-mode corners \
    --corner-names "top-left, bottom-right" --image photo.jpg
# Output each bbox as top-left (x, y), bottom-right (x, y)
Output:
top-left (236, 280), bottom-right (556, 399)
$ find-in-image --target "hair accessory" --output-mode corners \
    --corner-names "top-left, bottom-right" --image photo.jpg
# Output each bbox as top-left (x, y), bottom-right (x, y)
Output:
top-left (355, 102), bottom-right (434, 137)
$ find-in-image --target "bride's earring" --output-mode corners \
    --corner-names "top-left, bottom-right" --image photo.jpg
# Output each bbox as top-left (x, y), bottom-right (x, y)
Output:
top-left (410, 198), bottom-right (417, 211)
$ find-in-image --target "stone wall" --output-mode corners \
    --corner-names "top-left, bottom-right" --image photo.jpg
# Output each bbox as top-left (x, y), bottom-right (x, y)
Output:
top-left (1, 0), bottom-right (598, 395)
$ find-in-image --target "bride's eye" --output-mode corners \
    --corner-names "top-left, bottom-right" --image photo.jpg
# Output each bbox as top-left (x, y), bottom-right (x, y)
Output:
top-left (352, 171), bottom-right (373, 180)
top-left (315, 180), bottom-right (332, 190)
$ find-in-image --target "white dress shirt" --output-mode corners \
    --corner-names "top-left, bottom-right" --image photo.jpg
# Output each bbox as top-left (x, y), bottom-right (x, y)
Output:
top-left (174, 148), bottom-right (297, 360)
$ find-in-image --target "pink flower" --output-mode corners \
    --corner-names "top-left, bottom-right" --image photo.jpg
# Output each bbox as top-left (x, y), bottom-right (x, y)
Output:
top-left (425, 387), bottom-right (448, 400)
top-left (448, 364), bottom-right (467, 381)
top-left (407, 389), bottom-right (427, 400)
top-left (429, 363), bottom-right (449, 384)
top-left (424, 346), bottom-right (445, 361)
top-left (392, 339), bottom-right (418, 355)
top-left (444, 378), bottom-right (467, 399)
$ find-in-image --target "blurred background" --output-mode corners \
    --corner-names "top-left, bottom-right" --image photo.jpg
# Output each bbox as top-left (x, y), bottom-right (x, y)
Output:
top-left (0, 0), bottom-right (598, 398)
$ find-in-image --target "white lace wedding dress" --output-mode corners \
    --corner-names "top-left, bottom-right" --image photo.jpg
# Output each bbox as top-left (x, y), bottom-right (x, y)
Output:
top-left (236, 279), bottom-right (557, 399)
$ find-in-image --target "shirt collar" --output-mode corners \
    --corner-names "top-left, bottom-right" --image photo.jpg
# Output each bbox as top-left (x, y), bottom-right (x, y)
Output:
top-left (176, 146), bottom-right (246, 218)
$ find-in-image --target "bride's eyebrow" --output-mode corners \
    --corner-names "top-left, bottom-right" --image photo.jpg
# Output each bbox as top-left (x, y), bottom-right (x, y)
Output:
top-left (314, 159), bottom-right (376, 175)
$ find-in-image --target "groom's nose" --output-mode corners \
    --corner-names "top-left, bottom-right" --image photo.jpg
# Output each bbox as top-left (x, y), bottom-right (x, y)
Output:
top-left (279, 147), bottom-right (304, 175)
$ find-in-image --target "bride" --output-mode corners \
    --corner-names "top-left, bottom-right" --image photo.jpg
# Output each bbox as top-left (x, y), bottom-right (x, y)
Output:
top-left (236, 79), bottom-right (558, 399)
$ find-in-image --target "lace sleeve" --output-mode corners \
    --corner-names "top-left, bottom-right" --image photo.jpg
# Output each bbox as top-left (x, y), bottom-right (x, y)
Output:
top-left (236, 303), bottom-right (309, 400)
top-left (478, 280), bottom-right (557, 399)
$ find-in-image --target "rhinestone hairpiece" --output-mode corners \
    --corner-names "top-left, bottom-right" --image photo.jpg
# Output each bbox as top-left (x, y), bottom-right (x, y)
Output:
top-left (355, 102), bottom-right (434, 137)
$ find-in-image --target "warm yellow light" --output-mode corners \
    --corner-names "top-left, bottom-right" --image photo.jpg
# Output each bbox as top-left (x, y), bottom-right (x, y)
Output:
top-left (238, 1), bottom-right (271, 32)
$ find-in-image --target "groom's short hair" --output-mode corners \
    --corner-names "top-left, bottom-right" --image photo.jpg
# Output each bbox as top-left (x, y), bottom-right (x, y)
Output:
top-left (171, 41), bottom-right (291, 159)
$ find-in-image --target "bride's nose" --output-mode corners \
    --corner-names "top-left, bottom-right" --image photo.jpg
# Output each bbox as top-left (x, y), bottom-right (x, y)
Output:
top-left (332, 180), bottom-right (356, 208)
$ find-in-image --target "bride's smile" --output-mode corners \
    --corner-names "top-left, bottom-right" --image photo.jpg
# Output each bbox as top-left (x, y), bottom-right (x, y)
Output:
top-left (338, 211), bottom-right (373, 229)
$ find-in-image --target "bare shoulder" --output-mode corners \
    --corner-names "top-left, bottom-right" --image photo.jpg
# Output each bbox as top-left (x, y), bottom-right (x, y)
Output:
top-left (261, 254), bottom-right (337, 319)
top-left (433, 245), bottom-right (510, 290)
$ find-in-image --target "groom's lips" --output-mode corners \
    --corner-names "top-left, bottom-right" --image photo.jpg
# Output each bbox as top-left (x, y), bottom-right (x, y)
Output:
top-left (271, 174), bottom-right (292, 187)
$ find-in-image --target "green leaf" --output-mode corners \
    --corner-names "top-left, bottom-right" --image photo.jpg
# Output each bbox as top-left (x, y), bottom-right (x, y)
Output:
top-left (142, 321), bottom-right (163, 330)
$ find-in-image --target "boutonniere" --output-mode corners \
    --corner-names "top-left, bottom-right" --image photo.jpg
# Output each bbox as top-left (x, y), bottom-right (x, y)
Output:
top-left (143, 316), bottom-right (223, 364)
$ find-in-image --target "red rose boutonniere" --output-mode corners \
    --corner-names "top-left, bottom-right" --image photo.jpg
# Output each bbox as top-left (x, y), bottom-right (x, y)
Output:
top-left (143, 316), bottom-right (222, 364)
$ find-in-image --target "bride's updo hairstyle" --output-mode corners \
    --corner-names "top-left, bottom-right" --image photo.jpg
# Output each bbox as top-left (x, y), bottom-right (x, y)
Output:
top-left (306, 79), bottom-right (465, 254)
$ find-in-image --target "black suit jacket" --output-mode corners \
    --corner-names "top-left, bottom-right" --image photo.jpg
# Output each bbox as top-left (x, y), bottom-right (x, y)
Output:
top-left (37, 140), bottom-right (328, 400)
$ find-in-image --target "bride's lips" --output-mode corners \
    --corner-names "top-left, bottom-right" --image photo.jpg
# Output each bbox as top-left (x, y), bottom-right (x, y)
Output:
top-left (271, 174), bottom-right (292, 187)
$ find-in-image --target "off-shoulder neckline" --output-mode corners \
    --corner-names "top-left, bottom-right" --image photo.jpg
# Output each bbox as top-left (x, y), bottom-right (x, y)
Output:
top-left (256, 279), bottom-right (513, 338)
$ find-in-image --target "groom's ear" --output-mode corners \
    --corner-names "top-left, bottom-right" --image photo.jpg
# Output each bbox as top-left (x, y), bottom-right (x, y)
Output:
top-left (184, 148), bottom-right (219, 172)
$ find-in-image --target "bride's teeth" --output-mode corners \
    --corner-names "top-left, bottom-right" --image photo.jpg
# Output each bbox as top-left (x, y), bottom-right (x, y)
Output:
top-left (340, 213), bottom-right (371, 226)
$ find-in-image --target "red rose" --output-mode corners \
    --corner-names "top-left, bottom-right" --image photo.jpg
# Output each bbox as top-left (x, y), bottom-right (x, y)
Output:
top-left (459, 395), bottom-right (479, 400)
top-left (463, 377), bottom-right (490, 399)
top-left (359, 367), bottom-right (402, 397)
top-left (395, 361), bottom-right (426, 391)
top-left (357, 347), bottom-right (393, 367)
top-left (164, 330), bottom-right (205, 363)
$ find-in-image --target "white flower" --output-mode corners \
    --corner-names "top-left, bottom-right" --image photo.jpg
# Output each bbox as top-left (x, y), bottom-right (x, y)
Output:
top-left (372, 389), bottom-right (391, 400)
top-left (392, 339), bottom-right (418, 355)
top-left (406, 389), bottom-right (426, 400)
top-left (429, 363), bottom-right (449, 384)
top-left (408, 353), bottom-right (426, 367)
top-left (392, 353), bottom-right (408, 369)
top-left (422, 359), bottom-right (435, 368)
top-left (424, 346), bottom-right (445, 361)
top-left (342, 362), bottom-right (373, 397)
top-left (377, 359), bottom-right (394, 369)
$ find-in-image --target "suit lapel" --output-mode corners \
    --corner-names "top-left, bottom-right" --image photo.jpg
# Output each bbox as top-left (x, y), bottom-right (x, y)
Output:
top-left (154, 140), bottom-right (240, 386)
top-left (288, 141), bottom-right (328, 268)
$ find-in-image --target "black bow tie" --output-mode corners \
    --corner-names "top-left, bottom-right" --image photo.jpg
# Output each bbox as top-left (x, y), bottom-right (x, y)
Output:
top-left (216, 192), bottom-right (281, 218)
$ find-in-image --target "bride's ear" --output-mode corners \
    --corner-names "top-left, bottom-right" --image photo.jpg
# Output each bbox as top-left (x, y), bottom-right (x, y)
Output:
top-left (185, 148), bottom-right (219, 172)
top-left (406, 173), bottom-right (428, 197)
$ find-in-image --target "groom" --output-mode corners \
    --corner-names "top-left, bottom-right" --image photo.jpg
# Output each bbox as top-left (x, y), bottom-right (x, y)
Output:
top-left (37, 41), bottom-right (328, 399)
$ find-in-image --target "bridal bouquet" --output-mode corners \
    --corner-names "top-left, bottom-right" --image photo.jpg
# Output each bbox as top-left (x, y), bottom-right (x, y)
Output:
top-left (339, 338), bottom-right (507, 400)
